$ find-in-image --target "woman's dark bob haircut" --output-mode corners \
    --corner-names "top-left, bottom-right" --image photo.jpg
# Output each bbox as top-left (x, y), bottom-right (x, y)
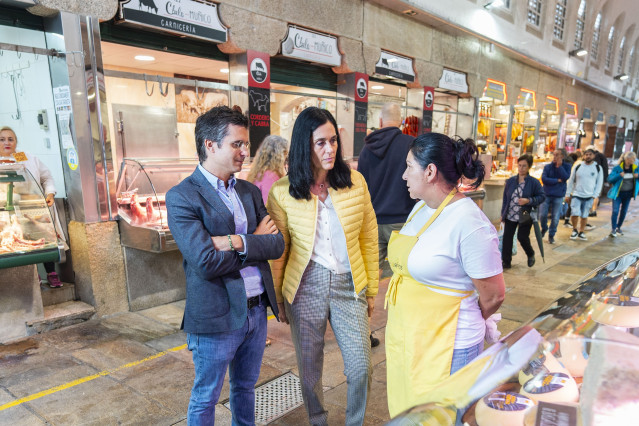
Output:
top-left (517, 154), bottom-right (533, 168)
top-left (409, 133), bottom-right (485, 189)
top-left (287, 107), bottom-right (352, 200)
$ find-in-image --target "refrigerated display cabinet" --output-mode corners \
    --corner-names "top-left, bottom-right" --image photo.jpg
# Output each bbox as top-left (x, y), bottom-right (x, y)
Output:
top-left (0, 164), bottom-right (64, 268)
top-left (388, 249), bottom-right (639, 426)
top-left (115, 158), bottom-right (199, 252)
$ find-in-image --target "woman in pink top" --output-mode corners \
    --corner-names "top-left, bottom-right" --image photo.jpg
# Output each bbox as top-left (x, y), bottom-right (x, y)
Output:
top-left (247, 135), bottom-right (289, 205)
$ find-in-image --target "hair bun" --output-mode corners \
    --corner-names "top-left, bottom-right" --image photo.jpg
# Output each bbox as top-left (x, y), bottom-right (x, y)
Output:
top-left (453, 137), bottom-right (484, 188)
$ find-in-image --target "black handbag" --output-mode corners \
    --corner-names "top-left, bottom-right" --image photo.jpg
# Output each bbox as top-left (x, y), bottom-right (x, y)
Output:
top-left (519, 209), bottom-right (533, 225)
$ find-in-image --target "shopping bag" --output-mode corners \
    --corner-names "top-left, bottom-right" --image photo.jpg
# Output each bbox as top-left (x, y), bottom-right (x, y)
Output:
top-left (498, 223), bottom-right (517, 255)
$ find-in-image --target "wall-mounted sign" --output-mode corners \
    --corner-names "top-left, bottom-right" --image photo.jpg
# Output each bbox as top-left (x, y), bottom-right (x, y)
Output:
top-left (596, 111), bottom-right (605, 123)
top-left (117, 0), bottom-right (227, 43)
top-left (281, 25), bottom-right (341, 66)
top-left (247, 50), bottom-right (271, 155)
top-left (582, 108), bottom-right (592, 120)
top-left (438, 68), bottom-right (468, 93)
top-left (374, 50), bottom-right (415, 83)
top-left (422, 86), bottom-right (435, 133)
top-left (353, 72), bottom-right (369, 155)
top-left (482, 79), bottom-right (507, 102)
top-left (608, 114), bottom-right (617, 126)
top-left (565, 101), bottom-right (578, 116)
top-left (543, 96), bottom-right (559, 113)
top-left (516, 88), bottom-right (536, 109)
top-left (66, 147), bottom-right (79, 171)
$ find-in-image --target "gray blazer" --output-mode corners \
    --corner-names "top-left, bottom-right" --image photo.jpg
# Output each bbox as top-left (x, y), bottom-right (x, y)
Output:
top-left (166, 167), bottom-right (284, 334)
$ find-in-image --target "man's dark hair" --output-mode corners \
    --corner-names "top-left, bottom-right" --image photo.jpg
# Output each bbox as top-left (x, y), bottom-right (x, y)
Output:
top-left (194, 106), bottom-right (249, 163)
top-left (288, 107), bottom-right (352, 200)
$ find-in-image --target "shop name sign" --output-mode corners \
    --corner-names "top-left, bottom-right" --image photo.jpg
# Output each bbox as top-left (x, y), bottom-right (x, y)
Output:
top-left (375, 51), bottom-right (415, 83)
top-left (281, 26), bottom-right (341, 67)
top-left (438, 69), bottom-right (468, 93)
top-left (118, 0), bottom-right (227, 43)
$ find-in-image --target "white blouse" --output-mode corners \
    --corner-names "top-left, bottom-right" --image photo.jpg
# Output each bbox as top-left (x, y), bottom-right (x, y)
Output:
top-left (310, 193), bottom-right (351, 274)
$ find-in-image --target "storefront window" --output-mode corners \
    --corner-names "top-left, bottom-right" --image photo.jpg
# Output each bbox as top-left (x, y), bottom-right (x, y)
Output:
top-left (101, 43), bottom-right (232, 166)
top-left (0, 25), bottom-right (67, 196)
top-left (366, 82), bottom-right (421, 137)
top-left (269, 83), bottom-right (338, 143)
top-left (432, 93), bottom-right (474, 140)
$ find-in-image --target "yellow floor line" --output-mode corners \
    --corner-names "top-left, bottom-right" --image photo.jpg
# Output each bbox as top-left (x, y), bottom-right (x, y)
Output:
top-left (0, 315), bottom-right (278, 412)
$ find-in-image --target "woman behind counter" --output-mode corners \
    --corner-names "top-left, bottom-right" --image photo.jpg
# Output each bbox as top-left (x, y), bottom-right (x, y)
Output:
top-left (0, 126), bottom-right (66, 287)
top-left (246, 134), bottom-right (289, 205)
top-left (501, 154), bottom-right (545, 269)
top-left (267, 107), bottom-right (378, 425)
top-left (385, 133), bottom-right (505, 418)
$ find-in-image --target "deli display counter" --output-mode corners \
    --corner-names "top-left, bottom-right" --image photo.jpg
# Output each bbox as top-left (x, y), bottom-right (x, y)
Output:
top-left (116, 158), bottom-right (199, 253)
top-left (0, 164), bottom-right (64, 268)
top-left (115, 158), bottom-right (199, 311)
top-left (387, 249), bottom-right (639, 425)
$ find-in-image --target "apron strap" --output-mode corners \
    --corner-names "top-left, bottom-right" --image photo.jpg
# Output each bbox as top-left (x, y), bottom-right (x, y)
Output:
top-left (423, 283), bottom-right (475, 299)
top-left (415, 188), bottom-right (457, 237)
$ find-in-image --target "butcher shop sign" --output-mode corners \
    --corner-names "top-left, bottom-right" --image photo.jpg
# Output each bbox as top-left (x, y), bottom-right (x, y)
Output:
top-left (117, 0), bottom-right (228, 43)
top-left (375, 51), bottom-right (415, 83)
top-left (281, 26), bottom-right (341, 67)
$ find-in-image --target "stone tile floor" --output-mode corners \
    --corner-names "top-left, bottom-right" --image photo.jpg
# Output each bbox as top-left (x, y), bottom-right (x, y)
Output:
top-left (0, 201), bottom-right (637, 425)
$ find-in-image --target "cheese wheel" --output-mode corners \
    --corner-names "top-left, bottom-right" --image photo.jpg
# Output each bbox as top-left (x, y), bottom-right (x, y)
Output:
top-left (591, 295), bottom-right (639, 328)
top-left (556, 337), bottom-right (589, 378)
top-left (518, 352), bottom-right (568, 385)
top-left (475, 391), bottom-right (536, 426)
top-left (521, 372), bottom-right (579, 403)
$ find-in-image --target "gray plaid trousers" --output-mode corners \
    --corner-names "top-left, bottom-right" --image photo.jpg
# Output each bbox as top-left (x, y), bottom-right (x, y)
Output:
top-left (285, 260), bottom-right (372, 426)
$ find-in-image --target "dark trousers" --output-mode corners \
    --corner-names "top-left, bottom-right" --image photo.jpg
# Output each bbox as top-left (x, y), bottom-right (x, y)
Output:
top-left (502, 219), bottom-right (535, 264)
top-left (611, 191), bottom-right (633, 231)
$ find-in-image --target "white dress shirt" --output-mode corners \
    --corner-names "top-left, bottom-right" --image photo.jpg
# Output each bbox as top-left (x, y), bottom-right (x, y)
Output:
top-left (310, 193), bottom-right (351, 274)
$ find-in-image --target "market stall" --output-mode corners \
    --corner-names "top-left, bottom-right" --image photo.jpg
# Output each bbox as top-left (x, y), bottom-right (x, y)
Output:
top-left (388, 249), bottom-right (639, 426)
top-left (0, 164), bottom-right (65, 342)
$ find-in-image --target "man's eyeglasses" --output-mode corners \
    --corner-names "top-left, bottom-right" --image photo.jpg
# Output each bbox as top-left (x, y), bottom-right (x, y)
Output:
top-left (229, 140), bottom-right (251, 150)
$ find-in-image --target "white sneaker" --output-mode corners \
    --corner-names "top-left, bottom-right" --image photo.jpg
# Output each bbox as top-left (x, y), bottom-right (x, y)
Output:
top-left (610, 231), bottom-right (618, 238)
top-left (585, 223), bottom-right (595, 231)
top-left (570, 230), bottom-right (578, 240)
top-left (578, 232), bottom-right (588, 241)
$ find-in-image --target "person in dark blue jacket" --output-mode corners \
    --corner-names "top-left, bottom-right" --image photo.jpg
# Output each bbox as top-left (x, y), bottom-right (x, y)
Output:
top-left (540, 149), bottom-right (571, 244)
top-left (501, 154), bottom-right (546, 269)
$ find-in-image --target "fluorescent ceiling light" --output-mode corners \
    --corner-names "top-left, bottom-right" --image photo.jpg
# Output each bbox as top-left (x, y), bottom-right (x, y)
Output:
top-left (569, 48), bottom-right (587, 57)
top-left (371, 85), bottom-right (384, 90)
top-left (614, 73), bottom-right (629, 81)
top-left (220, 68), bottom-right (229, 73)
top-left (134, 55), bottom-right (155, 61)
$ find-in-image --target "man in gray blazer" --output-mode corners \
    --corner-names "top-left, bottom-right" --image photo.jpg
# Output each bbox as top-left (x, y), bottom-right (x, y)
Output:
top-left (166, 106), bottom-right (284, 425)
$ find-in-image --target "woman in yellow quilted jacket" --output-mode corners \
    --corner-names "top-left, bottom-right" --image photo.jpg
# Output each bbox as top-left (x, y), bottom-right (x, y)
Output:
top-left (267, 107), bottom-right (378, 426)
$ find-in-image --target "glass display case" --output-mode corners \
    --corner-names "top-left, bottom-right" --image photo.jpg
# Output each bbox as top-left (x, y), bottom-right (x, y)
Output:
top-left (0, 164), bottom-right (63, 268)
top-left (115, 158), bottom-right (199, 252)
top-left (388, 249), bottom-right (639, 425)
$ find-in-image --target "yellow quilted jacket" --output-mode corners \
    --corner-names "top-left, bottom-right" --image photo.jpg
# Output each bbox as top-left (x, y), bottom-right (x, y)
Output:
top-left (267, 170), bottom-right (379, 304)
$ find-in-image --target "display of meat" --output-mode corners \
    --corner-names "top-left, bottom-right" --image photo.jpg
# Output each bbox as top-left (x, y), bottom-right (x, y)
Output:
top-left (0, 214), bottom-right (47, 254)
top-left (118, 192), bottom-right (167, 229)
top-left (129, 194), bottom-right (148, 225)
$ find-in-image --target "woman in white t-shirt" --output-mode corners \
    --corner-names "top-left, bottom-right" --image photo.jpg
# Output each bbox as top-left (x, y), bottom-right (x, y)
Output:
top-left (385, 133), bottom-right (505, 419)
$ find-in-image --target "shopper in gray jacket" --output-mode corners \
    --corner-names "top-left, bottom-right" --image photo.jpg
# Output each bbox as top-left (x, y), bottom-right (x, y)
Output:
top-left (565, 147), bottom-right (603, 241)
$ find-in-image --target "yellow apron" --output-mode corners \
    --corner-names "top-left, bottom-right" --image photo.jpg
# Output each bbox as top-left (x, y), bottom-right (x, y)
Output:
top-left (385, 188), bottom-right (473, 418)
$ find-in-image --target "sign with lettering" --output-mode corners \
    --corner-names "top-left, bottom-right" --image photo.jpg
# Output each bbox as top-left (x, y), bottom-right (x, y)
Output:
top-left (582, 108), bottom-right (592, 120)
top-left (247, 50), bottom-right (271, 155)
top-left (483, 79), bottom-right (507, 102)
top-left (438, 69), bottom-right (468, 93)
top-left (609, 114), bottom-right (617, 125)
top-left (565, 101), bottom-right (578, 116)
top-left (281, 25), bottom-right (341, 66)
top-left (516, 88), bottom-right (536, 109)
top-left (422, 86), bottom-right (435, 133)
top-left (596, 111), bottom-right (605, 123)
top-left (353, 73), bottom-right (368, 155)
top-left (375, 51), bottom-right (415, 82)
top-left (543, 96), bottom-right (559, 113)
top-left (118, 0), bottom-right (227, 43)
